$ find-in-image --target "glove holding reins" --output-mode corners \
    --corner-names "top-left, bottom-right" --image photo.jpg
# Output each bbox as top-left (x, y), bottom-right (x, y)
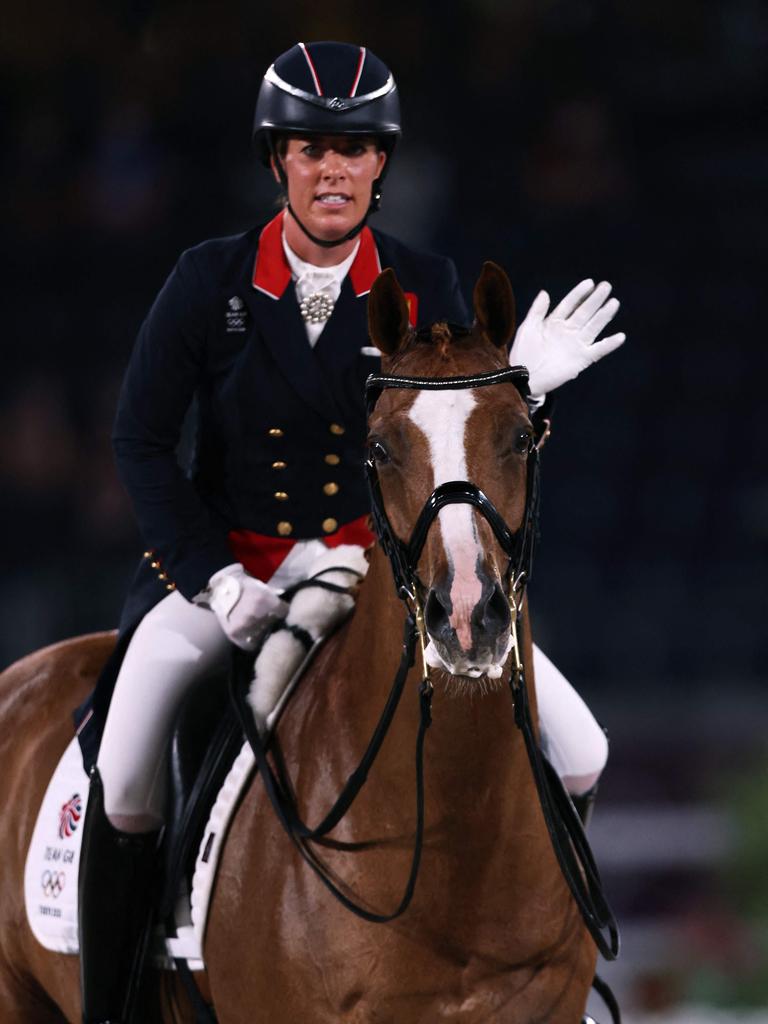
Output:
top-left (202, 563), bottom-right (288, 651)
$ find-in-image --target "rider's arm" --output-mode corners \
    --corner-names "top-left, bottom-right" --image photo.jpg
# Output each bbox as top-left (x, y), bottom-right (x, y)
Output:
top-left (112, 249), bottom-right (234, 600)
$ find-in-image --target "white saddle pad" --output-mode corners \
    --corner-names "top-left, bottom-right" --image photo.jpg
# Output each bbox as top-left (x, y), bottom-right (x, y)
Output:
top-left (24, 735), bottom-right (205, 968)
top-left (24, 736), bottom-right (90, 955)
top-left (24, 545), bottom-right (368, 971)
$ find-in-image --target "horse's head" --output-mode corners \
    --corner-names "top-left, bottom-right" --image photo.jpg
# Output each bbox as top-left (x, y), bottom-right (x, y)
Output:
top-left (367, 262), bottom-right (534, 685)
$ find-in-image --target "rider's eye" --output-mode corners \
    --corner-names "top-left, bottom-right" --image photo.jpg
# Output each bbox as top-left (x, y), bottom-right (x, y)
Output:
top-left (513, 430), bottom-right (532, 454)
top-left (371, 441), bottom-right (390, 464)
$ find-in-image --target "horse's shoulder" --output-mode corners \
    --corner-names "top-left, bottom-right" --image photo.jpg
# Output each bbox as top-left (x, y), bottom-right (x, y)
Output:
top-left (0, 631), bottom-right (117, 692)
top-left (301, 622), bottom-right (350, 687)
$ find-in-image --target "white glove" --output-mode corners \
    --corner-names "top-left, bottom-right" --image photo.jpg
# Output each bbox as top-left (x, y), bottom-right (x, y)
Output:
top-left (510, 279), bottom-right (625, 400)
top-left (203, 563), bottom-right (288, 651)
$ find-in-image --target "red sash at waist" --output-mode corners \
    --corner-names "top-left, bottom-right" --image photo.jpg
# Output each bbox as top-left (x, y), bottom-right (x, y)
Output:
top-left (228, 515), bottom-right (375, 583)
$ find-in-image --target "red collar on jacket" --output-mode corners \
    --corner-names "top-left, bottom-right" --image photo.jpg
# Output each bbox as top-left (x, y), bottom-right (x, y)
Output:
top-left (252, 209), bottom-right (381, 301)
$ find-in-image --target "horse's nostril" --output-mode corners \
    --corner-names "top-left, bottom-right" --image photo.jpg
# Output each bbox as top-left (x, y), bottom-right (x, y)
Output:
top-left (424, 588), bottom-right (451, 638)
top-left (478, 582), bottom-right (511, 634)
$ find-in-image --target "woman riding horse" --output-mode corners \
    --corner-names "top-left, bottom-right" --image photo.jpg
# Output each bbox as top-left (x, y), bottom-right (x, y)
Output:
top-left (67, 41), bottom-right (624, 1023)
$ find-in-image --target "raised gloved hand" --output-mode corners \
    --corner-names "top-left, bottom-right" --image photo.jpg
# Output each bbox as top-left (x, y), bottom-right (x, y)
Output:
top-left (510, 279), bottom-right (625, 400)
top-left (204, 563), bottom-right (288, 651)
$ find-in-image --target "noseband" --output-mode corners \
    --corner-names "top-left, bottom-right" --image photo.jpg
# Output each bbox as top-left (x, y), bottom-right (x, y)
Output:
top-left (365, 364), bottom-right (540, 612)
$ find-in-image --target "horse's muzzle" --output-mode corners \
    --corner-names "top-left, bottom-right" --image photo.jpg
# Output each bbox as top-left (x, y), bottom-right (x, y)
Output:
top-left (423, 579), bottom-right (512, 680)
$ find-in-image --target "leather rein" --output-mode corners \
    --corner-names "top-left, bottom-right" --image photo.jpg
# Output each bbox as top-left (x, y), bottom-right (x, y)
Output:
top-left (230, 361), bottom-right (620, 1017)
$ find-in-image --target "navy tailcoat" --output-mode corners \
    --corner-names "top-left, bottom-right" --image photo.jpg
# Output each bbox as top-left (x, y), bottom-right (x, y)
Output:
top-left (75, 211), bottom-right (468, 766)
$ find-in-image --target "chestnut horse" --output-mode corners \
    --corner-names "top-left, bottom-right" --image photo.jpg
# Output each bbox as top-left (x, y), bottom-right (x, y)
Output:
top-left (0, 263), bottom-right (599, 1022)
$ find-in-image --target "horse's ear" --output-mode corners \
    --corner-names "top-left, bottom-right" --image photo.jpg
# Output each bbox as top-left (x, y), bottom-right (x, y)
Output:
top-left (473, 261), bottom-right (516, 348)
top-left (368, 268), bottom-right (411, 356)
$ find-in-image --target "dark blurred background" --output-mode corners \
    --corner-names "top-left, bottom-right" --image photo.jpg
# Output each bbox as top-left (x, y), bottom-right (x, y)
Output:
top-left (2, 1), bottom-right (766, 1018)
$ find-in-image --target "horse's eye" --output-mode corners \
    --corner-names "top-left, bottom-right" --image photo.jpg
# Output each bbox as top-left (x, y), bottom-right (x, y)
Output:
top-left (514, 430), bottom-right (532, 454)
top-left (371, 441), bottom-right (390, 464)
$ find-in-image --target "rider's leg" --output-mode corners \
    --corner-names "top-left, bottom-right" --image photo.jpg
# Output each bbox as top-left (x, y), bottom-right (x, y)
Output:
top-left (97, 590), bottom-right (231, 828)
top-left (79, 591), bottom-right (230, 1023)
top-left (533, 644), bottom-right (608, 797)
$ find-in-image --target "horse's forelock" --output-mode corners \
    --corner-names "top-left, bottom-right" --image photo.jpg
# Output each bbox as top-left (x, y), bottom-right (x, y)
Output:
top-left (431, 322), bottom-right (453, 359)
top-left (387, 322), bottom-right (503, 376)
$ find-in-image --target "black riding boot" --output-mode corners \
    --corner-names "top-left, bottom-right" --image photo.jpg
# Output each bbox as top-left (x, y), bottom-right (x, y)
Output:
top-left (571, 783), bottom-right (598, 830)
top-left (78, 767), bottom-right (161, 1024)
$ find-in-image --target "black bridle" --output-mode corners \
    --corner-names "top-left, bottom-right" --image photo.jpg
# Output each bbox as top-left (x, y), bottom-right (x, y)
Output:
top-left (230, 358), bottom-right (621, 1023)
top-left (364, 364), bottom-right (538, 605)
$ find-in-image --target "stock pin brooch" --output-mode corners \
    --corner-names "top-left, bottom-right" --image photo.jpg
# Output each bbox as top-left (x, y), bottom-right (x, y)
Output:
top-left (299, 292), bottom-right (335, 324)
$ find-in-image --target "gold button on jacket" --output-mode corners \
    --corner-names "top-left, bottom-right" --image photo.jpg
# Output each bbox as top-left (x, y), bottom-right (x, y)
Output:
top-left (329, 423), bottom-right (345, 436)
top-left (268, 427), bottom-right (284, 438)
top-left (323, 482), bottom-right (339, 496)
top-left (272, 460), bottom-right (287, 470)
top-left (322, 518), bottom-right (338, 533)
top-left (274, 491), bottom-right (289, 501)
top-left (277, 521), bottom-right (293, 536)
top-left (324, 453), bottom-right (340, 465)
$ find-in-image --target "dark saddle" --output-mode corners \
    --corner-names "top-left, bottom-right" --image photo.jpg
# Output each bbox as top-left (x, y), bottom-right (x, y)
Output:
top-left (157, 665), bottom-right (246, 929)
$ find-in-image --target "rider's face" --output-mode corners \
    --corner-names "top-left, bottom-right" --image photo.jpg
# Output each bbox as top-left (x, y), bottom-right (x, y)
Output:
top-left (273, 136), bottom-right (387, 241)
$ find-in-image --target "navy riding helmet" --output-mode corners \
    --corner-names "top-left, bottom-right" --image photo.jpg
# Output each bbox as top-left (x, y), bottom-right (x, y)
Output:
top-left (253, 41), bottom-right (402, 248)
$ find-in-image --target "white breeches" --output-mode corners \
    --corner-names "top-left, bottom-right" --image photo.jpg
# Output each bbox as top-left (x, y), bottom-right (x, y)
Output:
top-left (98, 556), bottom-right (607, 820)
top-left (533, 646), bottom-right (608, 795)
top-left (97, 591), bottom-right (231, 824)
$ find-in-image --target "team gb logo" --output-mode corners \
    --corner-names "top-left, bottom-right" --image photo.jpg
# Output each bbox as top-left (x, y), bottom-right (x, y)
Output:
top-left (58, 793), bottom-right (83, 839)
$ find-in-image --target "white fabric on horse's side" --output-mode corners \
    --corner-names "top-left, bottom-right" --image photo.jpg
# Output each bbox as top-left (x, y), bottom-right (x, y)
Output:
top-left (23, 735), bottom-right (204, 968)
top-left (24, 737), bottom-right (90, 956)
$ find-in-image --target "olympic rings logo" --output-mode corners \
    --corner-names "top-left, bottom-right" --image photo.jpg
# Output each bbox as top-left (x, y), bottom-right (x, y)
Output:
top-left (41, 870), bottom-right (66, 898)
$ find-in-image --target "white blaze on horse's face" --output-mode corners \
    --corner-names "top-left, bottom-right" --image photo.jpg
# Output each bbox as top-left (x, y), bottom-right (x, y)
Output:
top-left (409, 389), bottom-right (510, 679)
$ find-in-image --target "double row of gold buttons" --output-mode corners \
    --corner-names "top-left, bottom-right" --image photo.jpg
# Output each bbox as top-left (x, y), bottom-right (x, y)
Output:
top-left (269, 422), bottom-right (345, 536)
